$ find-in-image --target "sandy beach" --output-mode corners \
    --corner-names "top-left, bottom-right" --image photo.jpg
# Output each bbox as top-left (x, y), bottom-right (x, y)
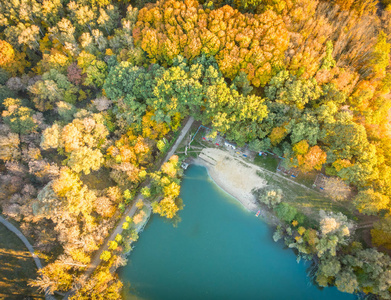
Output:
top-left (193, 148), bottom-right (266, 212)
top-left (192, 148), bottom-right (282, 225)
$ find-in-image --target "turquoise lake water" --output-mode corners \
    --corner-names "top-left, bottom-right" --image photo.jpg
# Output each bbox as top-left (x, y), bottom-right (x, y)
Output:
top-left (119, 165), bottom-right (356, 300)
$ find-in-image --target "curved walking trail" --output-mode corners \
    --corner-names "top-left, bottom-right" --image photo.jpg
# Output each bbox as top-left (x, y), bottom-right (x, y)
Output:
top-left (63, 117), bottom-right (194, 299)
top-left (0, 215), bottom-right (52, 300)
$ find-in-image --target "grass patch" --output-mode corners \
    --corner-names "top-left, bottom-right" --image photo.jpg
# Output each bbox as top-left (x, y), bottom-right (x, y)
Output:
top-left (176, 145), bottom-right (187, 153)
top-left (295, 171), bottom-right (318, 188)
top-left (0, 223), bottom-right (43, 299)
top-left (189, 139), bottom-right (203, 148)
top-left (253, 155), bottom-right (279, 172)
top-left (256, 170), bottom-right (355, 221)
top-left (189, 152), bottom-right (198, 158)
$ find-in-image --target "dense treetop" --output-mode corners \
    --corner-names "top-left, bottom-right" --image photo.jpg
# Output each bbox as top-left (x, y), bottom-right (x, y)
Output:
top-left (134, 0), bottom-right (289, 86)
top-left (1, 0), bottom-right (391, 298)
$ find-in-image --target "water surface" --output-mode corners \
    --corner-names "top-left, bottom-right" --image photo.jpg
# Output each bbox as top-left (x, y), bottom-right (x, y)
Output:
top-left (119, 165), bottom-right (356, 300)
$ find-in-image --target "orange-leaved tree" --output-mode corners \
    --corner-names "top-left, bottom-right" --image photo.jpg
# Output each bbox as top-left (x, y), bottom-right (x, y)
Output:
top-left (133, 0), bottom-right (289, 87)
top-left (292, 140), bottom-right (327, 172)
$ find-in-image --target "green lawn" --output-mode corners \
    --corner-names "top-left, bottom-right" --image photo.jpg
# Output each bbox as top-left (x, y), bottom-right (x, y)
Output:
top-left (0, 223), bottom-right (43, 299)
top-left (189, 139), bottom-right (203, 148)
top-left (253, 154), bottom-right (279, 172)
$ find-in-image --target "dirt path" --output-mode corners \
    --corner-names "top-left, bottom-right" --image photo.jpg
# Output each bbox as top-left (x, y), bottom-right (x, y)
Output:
top-left (0, 215), bottom-right (53, 300)
top-left (63, 117), bottom-right (195, 299)
top-left (247, 159), bottom-right (322, 194)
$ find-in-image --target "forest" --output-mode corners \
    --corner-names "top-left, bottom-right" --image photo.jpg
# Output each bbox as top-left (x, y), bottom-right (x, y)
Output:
top-left (1, 0), bottom-right (391, 298)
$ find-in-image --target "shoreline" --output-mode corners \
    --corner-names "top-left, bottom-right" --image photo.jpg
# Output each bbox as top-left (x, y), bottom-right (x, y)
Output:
top-left (189, 152), bottom-right (280, 226)
top-left (192, 158), bottom-right (258, 211)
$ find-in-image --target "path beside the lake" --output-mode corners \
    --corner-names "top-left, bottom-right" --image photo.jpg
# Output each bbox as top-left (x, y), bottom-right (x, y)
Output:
top-left (63, 116), bottom-right (195, 299)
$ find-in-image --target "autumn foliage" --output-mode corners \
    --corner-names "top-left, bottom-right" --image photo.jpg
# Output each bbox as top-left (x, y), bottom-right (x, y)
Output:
top-left (0, 40), bottom-right (15, 67)
top-left (133, 0), bottom-right (289, 86)
top-left (1, 0), bottom-right (391, 298)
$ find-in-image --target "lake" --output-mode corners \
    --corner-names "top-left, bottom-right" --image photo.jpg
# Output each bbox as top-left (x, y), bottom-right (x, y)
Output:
top-left (119, 165), bottom-right (356, 300)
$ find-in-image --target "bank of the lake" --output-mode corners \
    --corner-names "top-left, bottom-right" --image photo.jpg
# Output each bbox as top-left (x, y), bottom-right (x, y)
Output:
top-left (119, 165), bottom-right (356, 300)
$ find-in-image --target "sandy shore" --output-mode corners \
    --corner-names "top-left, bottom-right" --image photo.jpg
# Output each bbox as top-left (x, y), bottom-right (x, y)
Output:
top-left (191, 148), bottom-right (281, 225)
top-left (192, 148), bottom-right (266, 210)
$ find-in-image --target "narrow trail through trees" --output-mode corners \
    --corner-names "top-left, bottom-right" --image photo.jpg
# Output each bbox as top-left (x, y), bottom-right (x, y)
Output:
top-left (0, 216), bottom-right (52, 300)
top-left (63, 117), bottom-right (195, 299)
